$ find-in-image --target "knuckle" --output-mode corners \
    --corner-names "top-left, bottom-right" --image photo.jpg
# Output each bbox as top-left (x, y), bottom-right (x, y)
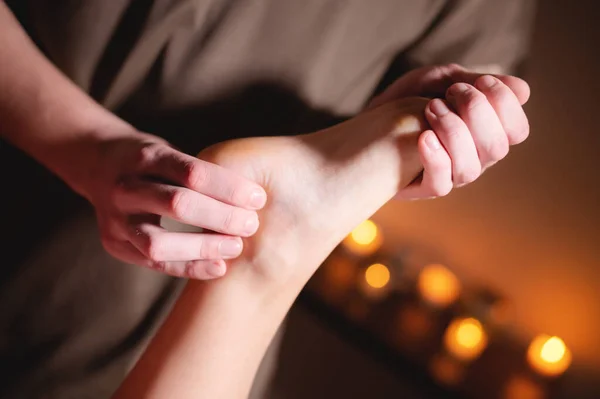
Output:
top-left (184, 261), bottom-right (196, 279)
top-left (481, 80), bottom-right (514, 105)
top-left (455, 166), bottom-right (481, 185)
top-left (145, 240), bottom-right (164, 262)
top-left (424, 151), bottom-right (451, 174)
top-left (197, 237), bottom-right (212, 259)
top-left (481, 79), bottom-right (518, 106)
top-left (221, 208), bottom-right (236, 232)
top-left (442, 124), bottom-right (464, 140)
top-left (221, 208), bottom-right (252, 234)
top-left (480, 84), bottom-right (502, 101)
top-left (428, 65), bottom-right (452, 81)
top-left (487, 139), bottom-right (510, 161)
top-left (226, 182), bottom-right (242, 204)
top-left (134, 144), bottom-right (160, 168)
top-left (148, 261), bottom-right (167, 273)
top-left (168, 189), bottom-right (192, 219)
top-left (430, 64), bottom-right (463, 82)
top-left (184, 160), bottom-right (210, 189)
top-left (140, 231), bottom-right (165, 261)
top-left (461, 90), bottom-right (487, 113)
top-left (162, 262), bottom-right (179, 277)
top-left (446, 63), bottom-right (464, 71)
top-left (443, 63), bottom-right (465, 77)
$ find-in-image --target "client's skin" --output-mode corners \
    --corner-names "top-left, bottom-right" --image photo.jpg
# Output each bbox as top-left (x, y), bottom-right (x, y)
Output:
top-left (113, 76), bottom-right (529, 398)
top-left (199, 98), bottom-right (430, 282)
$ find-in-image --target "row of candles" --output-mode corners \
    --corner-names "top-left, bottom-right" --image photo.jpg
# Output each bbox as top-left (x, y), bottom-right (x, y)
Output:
top-left (340, 219), bottom-right (572, 381)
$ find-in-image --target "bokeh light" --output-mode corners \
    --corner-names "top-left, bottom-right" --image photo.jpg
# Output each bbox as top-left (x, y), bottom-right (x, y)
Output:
top-left (342, 219), bottom-right (382, 256)
top-left (444, 317), bottom-right (488, 362)
top-left (365, 263), bottom-right (390, 289)
top-left (503, 375), bottom-right (545, 399)
top-left (430, 354), bottom-right (465, 386)
top-left (527, 335), bottom-right (571, 377)
top-left (351, 219), bottom-right (378, 245)
top-left (418, 264), bottom-right (461, 308)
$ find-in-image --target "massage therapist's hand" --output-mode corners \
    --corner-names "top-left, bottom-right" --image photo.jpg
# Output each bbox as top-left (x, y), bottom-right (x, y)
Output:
top-left (77, 131), bottom-right (267, 279)
top-left (368, 63), bottom-right (531, 200)
top-left (0, 4), bottom-right (267, 279)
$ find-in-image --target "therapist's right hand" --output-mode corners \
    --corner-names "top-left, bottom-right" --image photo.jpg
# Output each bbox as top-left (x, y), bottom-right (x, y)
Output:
top-left (76, 131), bottom-right (267, 279)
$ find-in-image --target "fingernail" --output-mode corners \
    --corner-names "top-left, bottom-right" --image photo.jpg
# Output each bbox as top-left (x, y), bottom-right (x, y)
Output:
top-left (425, 131), bottom-right (442, 151)
top-left (429, 99), bottom-right (449, 117)
top-left (207, 261), bottom-right (226, 278)
top-left (219, 238), bottom-right (242, 258)
top-left (249, 189), bottom-right (266, 209)
top-left (477, 75), bottom-right (497, 89)
top-left (244, 215), bottom-right (259, 235)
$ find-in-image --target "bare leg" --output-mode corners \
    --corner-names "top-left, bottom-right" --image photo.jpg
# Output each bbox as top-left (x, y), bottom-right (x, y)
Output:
top-left (113, 97), bottom-right (429, 399)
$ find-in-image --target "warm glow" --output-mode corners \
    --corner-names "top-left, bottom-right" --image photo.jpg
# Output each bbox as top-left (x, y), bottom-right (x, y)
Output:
top-left (503, 375), bottom-right (545, 399)
top-left (489, 299), bottom-right (514, 326)
top-left (540, 337), bottom-right (566, 363)
top-left (324, 255), bottom-right (356, 289)
top-left (321, 255), bottom-right (357, 303)
top-left (351, 219), bottom-right (378, 245)
top-left (342, 219), bottom-right (382, 256)
top-left (396, 305), bottom-right (433, 344)
top-left (365, 263), bottom-right (390, 289)
top-left (444, 317), bottom-right (488, 361)
top-left (418, 264), bottom-right (461, 308)
top-left (527, 335), bottom-right (571, 377)
top-left (456, 320), bottom-right (483, 348)
top-left (430, 354), bottom-right (465, 386)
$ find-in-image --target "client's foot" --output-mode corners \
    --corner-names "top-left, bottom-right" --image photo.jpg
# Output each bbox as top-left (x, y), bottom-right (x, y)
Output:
top-left (198, 97), bottom-right (429, 282)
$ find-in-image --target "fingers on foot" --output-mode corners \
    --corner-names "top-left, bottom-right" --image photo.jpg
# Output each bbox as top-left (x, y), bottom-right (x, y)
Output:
top-left (111, 180), bottom-right (260, 237)
top-left (102, 236), bottom-right (230, 280)
top-left (133, 144), bottom-right (267, 210)
top-left (127, 223), bottom-right (243, 262)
